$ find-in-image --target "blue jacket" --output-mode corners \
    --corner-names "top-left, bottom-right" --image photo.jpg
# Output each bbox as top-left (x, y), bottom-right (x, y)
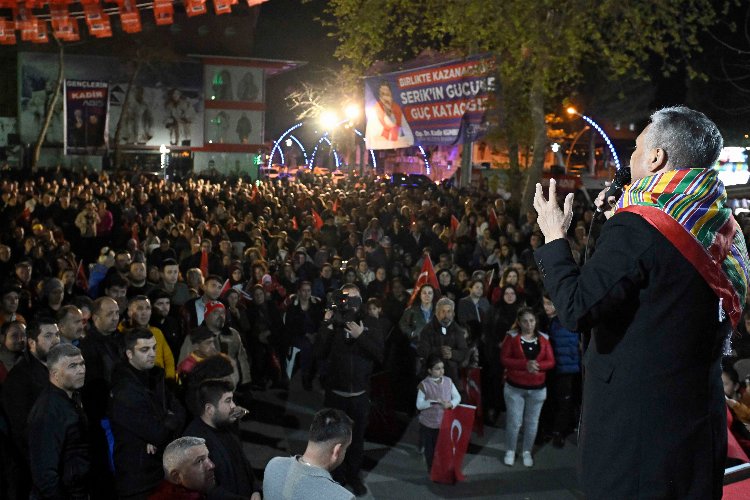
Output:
top-left (548, 316), bottom-right (580, 374)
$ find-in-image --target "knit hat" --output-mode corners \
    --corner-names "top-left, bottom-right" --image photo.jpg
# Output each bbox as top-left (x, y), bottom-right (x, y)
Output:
top-left (204, 300), bottom-right (225, 318)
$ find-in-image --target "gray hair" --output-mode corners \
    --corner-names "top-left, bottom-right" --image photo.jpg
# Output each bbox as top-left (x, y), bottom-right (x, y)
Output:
top-left (163, 436), bottom-right (206, 474)
top-left (643, 106), bottom-right (723, 170)
top-left (47, 343), bottom-right (82, 371)
top-left (435, 297), bottom-right (454, 310)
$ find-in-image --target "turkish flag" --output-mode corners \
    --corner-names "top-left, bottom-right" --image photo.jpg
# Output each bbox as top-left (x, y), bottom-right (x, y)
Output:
top-left (406, 254), bottom-right (440, 307)
top-left (199, 249), bottom-right (209, 277)
top-left (311, 209), bottom-right (324, 231)
top-left (450, 215), bottom-right (459, 232)
top-left (75, 260), bottom-right (88, 292)
top-left (484, 268), bottom-right (494, 298)
top-left (430, 404), bottom-right (476, 484)
top-left (461, 367), bottom-right (483, 436)
top-left (332, 197), bottom-right (340, 214)
top-left (219, 279), bottom-right (231, 297)
top-left (488, 208), bottom-right (499, 231)
top-left (291, 216), bottom-right (298, 230)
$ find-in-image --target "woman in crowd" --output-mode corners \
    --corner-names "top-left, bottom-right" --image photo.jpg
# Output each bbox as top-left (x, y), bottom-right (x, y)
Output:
top-left (501, 307), bottom-right (555, 467)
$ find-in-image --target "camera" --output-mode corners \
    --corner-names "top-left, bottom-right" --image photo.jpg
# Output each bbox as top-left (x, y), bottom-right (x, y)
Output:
top-left (328, 289), bottom-right (362, 328)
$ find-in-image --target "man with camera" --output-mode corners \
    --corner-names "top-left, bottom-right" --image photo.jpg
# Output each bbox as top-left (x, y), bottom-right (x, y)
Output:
top-left (314, 284), bottom-right (384, 497)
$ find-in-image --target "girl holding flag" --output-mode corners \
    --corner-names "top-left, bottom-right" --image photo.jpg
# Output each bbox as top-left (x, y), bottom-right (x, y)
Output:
top-left (416, 354), bottom-right (461, 472)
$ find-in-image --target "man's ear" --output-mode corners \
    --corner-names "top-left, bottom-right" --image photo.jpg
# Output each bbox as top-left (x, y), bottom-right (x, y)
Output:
top-left (168, 468), bottom-right (181, 484)
top-left (125, 349), bottom-right (133, 361)
top-left (331, 442), bottom-right (343, 463)
top-left (649, 147), bottom-right (668, 173)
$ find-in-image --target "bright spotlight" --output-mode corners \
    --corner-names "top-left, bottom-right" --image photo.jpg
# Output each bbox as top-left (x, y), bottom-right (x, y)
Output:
top-left (551, 143), bottom-right (560, 153)
top-left (320, 111), bottom-right (338, 130)
top-left (345, 104), bottom-right (360, 121)
top-left (566, 106), bottom-right (577, 115)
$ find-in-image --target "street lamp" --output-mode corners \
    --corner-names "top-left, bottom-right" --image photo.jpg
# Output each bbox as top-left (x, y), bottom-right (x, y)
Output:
top-left (320, 110), bottom-right (339, 131)
top-left (566, 107), bottom-right (621, 171)
top-left (344, 103), bottom-right (360, 122)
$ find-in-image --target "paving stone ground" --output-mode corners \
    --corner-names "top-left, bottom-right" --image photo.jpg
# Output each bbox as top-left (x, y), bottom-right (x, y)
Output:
top-left (239, 374), bottom-right (583, 499)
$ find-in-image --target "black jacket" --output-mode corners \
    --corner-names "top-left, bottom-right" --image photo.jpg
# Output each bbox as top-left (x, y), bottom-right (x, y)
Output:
top-left (79, 327), bottom-right (121, 423)
top-left (28, 384), bottom-right (90, 500)
top-left (2, 353), bottom-right (49, 457)
top-left (535, 212), bottom-right (727, 499)
top-left (183, 418), bottom-right (257, 499)
top-left (110, 362), bottom-right (185, 497)
top-left (314, 315), bottom-right (384, 394)
top-left (416, 317), bottom-right (468, 384)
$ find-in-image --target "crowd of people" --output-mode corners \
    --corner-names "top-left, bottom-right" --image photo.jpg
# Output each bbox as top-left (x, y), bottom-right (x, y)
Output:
top-left (0, 160), bottom-right (749, 498)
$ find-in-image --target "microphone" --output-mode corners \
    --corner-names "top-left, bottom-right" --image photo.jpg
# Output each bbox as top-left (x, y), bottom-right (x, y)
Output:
top-left (596, 167), bottom-right (631, 213)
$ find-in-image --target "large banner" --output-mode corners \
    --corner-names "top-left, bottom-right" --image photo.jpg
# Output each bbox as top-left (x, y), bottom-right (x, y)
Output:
top-left (364, 56), bottom-right (495, 150)
top-left (64, 80), bottom-right (109, 155)
top-left (19, 52), bottom-right (203, 149)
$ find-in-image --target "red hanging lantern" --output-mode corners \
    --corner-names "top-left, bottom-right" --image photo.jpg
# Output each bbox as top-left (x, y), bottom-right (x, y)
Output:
top-left (184, 0), bottom-right (207, 17)
top-left (213, 0), bottom-right (232, 15)
top-left (153, 0), bottom-right (174, 26)
top-left (83, 3), bottom-right (112, 38)
top-left (50, 5), bottom-right (80, 42)
top-left (0, 18), bottom-right (16, 45)
top-left (31, 19), bottom-right (48, 43)
top-left (118, 0), bottom-right (142, 34)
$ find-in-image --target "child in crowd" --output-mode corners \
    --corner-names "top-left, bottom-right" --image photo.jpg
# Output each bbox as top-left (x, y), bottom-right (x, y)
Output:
top-left (416, 354), bottom-right (461, 473)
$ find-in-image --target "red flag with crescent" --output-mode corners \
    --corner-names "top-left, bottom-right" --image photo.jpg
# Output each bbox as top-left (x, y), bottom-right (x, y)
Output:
top-left (488, 207), bottom-right (498, 231)
top-left (406, 254), bottom-right (440, 307)
top-left (75, 260), bottom-right (88, 292)
top-left (430, 404), bottom-right (476, 484)
top-left (461, 367), bottom-right (483, 436)
top-left (311, 209), bottom-right (324, 231)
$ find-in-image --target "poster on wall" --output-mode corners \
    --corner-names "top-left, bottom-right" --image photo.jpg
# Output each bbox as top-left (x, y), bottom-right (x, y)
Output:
top-left (205, 109), bottom-right (263, 145)
top-left (364, 56), bottom-right (495, 150)
top-left (19, 52), bottom-right (203, 149)
top-left (204, 65), bottom-right (264, 102)
top-left (64, 80), bottom-right (109, 155)
top-left (0, 117), bottom-right (17, 147)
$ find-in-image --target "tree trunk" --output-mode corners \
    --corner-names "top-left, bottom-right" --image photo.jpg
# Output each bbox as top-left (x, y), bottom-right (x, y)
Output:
top-left (520, 81), bottom-right (547, 215)
top-left (113, 58), bottom-right (143, 171)
top-left (32, 38), bottom-right (64, 170)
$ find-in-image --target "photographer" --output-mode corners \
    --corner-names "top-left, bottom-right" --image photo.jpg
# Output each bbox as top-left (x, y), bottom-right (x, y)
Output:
top-left (314, 284), bottom-right (384, 497)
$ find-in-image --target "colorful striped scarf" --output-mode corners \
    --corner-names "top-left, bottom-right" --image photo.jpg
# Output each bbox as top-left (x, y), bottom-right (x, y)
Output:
top-left (615, 168), bottom-right (750, 326)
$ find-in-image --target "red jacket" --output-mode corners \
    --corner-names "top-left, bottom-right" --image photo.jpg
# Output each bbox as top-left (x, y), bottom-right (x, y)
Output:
top-left (501, 331), bottom-right (555, 388)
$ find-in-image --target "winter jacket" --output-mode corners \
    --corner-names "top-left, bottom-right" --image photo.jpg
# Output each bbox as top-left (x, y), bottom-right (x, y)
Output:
top-left (28, 384), bottom-right (90, 500)
top-left (501, 331), bottom-right (555, 389)
top-left (547, 316), bottom-right (581, 374)
top-left (110, 363), bottom-right (185, 498)
top-left (314, 315), bottom-right (384, 394)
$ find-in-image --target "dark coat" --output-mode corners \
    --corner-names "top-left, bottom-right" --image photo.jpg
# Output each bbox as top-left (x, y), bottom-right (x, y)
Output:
top-left (2, 353), bottom-right (49, 457)
top-left (183, 418), bottom-right (256, 499)
top-left (535, 212), bottom-right (727, 499)
top-left (79, 327), bottom-right (121, 423)
top-left (110, 363), bottom-right (185, 497)
top-left (28, 384), bottom-right (90, 500)
top-left (416, 317), bottom-right (468, 384)
top-left (314, 315), bottom-right (384, 394)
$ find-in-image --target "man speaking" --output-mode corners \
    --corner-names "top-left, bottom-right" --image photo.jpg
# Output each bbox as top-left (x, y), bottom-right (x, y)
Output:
top-left (533, 106), bottom-right (750, 499)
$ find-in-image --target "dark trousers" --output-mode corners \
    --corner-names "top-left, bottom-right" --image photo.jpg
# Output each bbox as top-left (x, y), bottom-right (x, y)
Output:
top-left (324, 391), bottom-right (370, 482)
top-left (420, 424), bottom-right (440, 471)
top-left (552, 373), bottom-right (578, 435)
